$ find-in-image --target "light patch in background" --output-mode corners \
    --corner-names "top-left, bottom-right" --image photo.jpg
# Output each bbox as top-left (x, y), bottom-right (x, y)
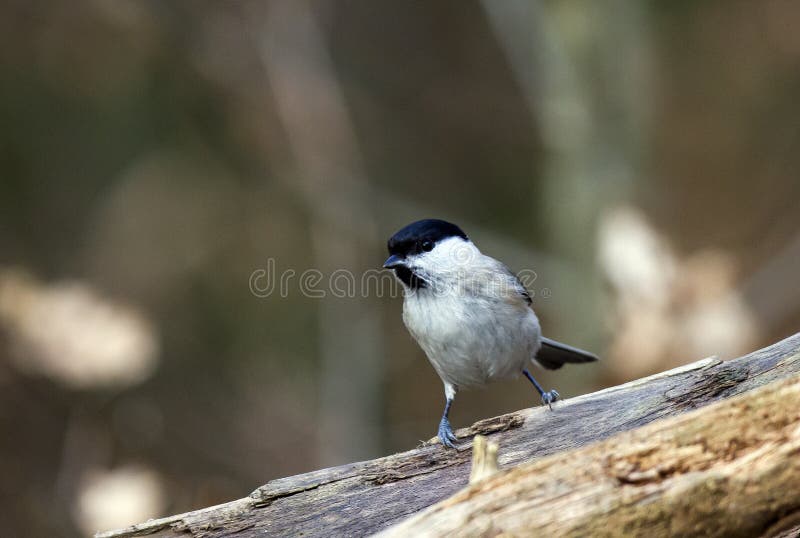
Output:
top-left (74, 465), bottom-right (165, 535)
top-left (0, 269), bottom-right (158, 389)
top-left (599, 206), bottom-right (759, 379)
top-left (598, 206), bottom-right (677, 310)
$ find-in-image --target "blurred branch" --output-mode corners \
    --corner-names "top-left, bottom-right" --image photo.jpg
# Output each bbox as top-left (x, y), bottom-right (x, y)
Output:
top-left (97, 333), bottom-right (800, 538)
top-left (250, 0), bottom-right (383, 465)
top-left (482, 1), bottom-right (652, 346)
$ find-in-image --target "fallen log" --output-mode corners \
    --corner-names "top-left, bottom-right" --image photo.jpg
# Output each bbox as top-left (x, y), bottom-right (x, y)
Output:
top-left (380, 368), bottom-right (800, 537)
top-left (97, 333), bottom-right (800, 538)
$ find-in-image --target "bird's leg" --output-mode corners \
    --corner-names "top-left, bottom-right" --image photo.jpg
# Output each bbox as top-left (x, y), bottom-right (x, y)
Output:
top-left (523, 369), bottom-right (560, 409)
top-left (437, 384), bottom-right (458, 448)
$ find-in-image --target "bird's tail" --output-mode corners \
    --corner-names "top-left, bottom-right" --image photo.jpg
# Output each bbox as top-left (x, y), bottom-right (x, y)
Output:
top-left (535, 336), bottom-right (599, 370)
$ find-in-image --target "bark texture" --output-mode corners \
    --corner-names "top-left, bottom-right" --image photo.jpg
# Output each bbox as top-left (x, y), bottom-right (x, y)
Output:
top-left (97, 333), bottom-right (800, 538)
top-left (381, 369), bottom-right (800, 537)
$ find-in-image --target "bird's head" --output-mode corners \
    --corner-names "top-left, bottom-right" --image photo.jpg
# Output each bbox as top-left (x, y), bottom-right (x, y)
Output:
top-left (384, 219), bottom-right (476, 290)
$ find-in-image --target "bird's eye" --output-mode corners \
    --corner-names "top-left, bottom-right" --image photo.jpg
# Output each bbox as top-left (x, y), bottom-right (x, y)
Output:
top-left (421, 240), bottom-right (434, 252)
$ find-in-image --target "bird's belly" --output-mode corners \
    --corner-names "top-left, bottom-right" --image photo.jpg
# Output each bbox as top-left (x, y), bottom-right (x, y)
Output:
top-left (402, 293), bottom-right (540, 389)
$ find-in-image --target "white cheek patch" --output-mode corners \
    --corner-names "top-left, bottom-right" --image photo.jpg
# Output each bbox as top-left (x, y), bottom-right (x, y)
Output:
top-left (411, 237), bottom-right (479, 272)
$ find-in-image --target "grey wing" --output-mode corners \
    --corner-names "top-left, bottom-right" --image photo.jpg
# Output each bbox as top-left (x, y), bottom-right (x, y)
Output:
top-left (498, 263), bottom-right (599, 369)
top-left (495, 262), bottom-right (532, 305)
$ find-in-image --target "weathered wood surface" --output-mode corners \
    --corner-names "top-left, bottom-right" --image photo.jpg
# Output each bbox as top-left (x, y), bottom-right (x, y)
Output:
top-left (380, 370), bottom-right (800, 537)
top-left (97, 333), bottom-right (800, 538)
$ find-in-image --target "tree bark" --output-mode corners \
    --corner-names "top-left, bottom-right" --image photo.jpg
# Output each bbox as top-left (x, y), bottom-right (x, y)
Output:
top-left (97, 333), bottom-right (800, 538)
top-left (382, 366), bottom-right (800, 537)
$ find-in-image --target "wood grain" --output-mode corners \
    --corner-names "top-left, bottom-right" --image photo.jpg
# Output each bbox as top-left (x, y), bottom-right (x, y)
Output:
top-left (380, 370), bottom-right (800, 537)
top-left (97, 333), bottom-right (800, 538)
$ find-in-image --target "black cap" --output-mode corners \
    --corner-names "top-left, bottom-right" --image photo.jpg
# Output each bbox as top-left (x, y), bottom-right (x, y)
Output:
top-left (387, 219), bottom-right (468, 257)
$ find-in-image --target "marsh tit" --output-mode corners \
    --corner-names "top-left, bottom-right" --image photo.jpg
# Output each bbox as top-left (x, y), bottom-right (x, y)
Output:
top-left (384, 219), bottom-right (598, 448)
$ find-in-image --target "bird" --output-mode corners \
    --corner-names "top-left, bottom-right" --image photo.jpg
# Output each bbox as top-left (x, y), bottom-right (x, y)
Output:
top-left (383, 219), bottom-right (598, 448)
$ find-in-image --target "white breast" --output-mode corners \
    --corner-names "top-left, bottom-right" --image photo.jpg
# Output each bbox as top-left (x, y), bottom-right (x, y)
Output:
top-left (402, 279), bottom-right (542, 390)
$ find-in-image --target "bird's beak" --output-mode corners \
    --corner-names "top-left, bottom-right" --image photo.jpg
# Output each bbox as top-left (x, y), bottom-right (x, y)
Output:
top-left (383, 254), bottom-right (405, 269)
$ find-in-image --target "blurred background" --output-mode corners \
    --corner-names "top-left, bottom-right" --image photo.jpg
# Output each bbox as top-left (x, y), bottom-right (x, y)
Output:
top-left (2, 1), bottom-right (800, 535)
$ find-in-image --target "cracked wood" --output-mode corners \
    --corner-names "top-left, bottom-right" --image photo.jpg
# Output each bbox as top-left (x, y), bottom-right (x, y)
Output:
top-left (380, 370), bottom-right (800, 537)
top-left (97, 332), bottom-right (800, 538)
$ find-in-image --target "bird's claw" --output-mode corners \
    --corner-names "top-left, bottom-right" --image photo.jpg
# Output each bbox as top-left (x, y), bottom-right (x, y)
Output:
top-left (541, 389), bottom-right (560, 410)
top-left (438, 417), bottom-right (458, 448)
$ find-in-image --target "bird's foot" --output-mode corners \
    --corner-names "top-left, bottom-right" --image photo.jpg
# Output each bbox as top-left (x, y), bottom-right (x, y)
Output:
top-left (541, 389), bottom-right (560, 410)
top-left (438, 417), bottom-right (458, 448)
